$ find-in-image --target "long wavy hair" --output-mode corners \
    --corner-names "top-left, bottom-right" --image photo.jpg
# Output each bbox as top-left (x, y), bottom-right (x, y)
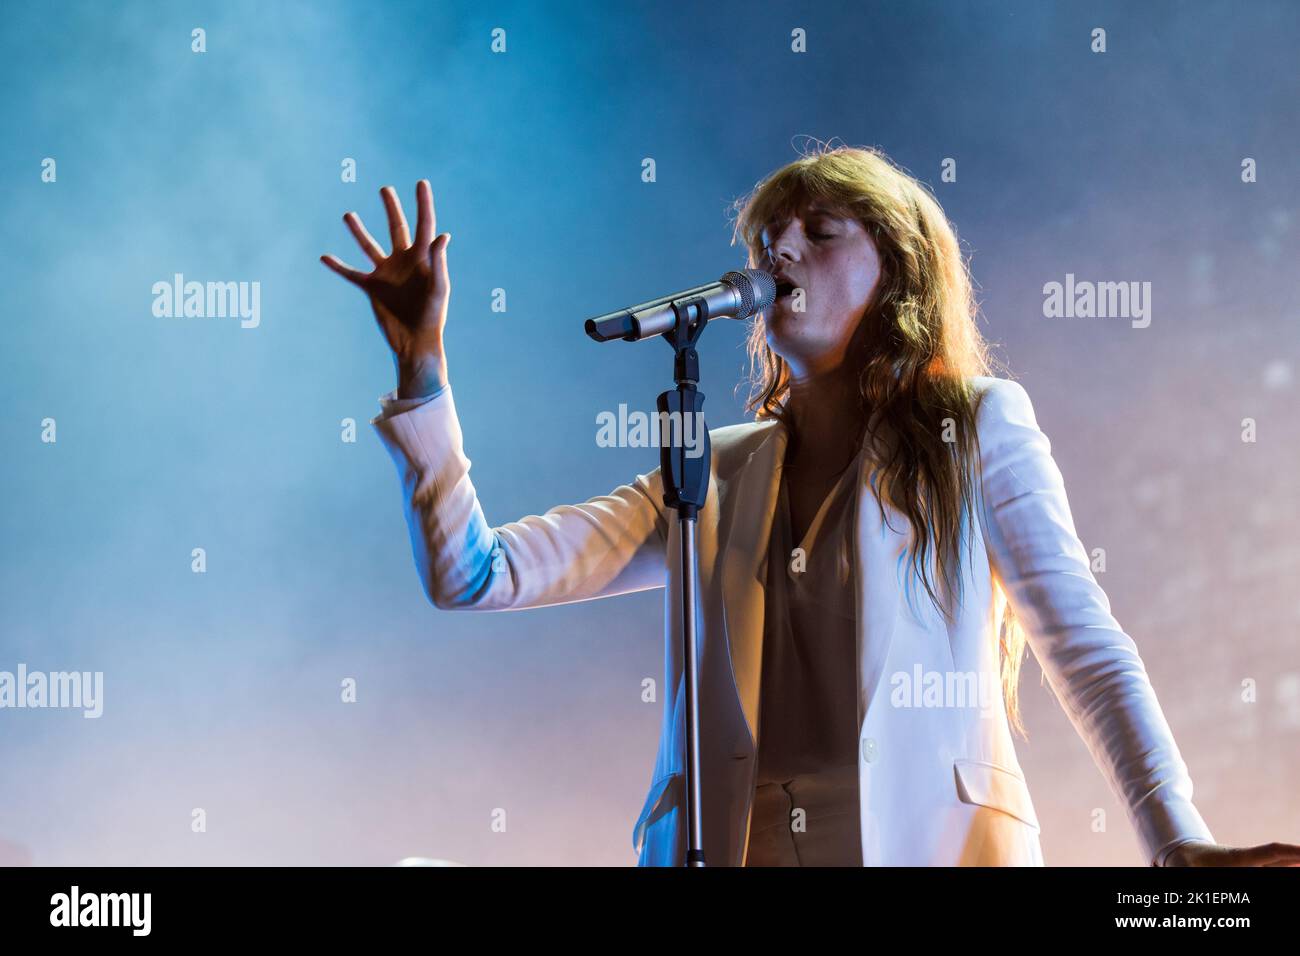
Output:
top-left (729, 142), bottom-right (1028, 737)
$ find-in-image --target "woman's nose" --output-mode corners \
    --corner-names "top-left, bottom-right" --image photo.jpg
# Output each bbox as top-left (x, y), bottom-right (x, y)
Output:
top-left (767, 237), bottom-right (799, 266)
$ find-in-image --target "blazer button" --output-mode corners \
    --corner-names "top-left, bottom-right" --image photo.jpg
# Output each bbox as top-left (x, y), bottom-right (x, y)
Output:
top-left (861, 737), bottom-right (879, 764)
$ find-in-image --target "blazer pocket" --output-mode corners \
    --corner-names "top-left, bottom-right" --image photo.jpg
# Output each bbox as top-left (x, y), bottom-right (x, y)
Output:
top-left (632, 771), bottom-right (683, 854)
top-left (953, 758), bottom-right (1040, 831)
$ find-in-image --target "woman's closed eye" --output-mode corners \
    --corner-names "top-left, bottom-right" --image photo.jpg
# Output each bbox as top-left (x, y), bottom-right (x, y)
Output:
top-left (758, 228), bottom-right (833, 258)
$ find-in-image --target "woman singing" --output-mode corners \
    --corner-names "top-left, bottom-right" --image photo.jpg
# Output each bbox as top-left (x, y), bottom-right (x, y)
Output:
top-left (322, 145), bottom-right (1298, 868)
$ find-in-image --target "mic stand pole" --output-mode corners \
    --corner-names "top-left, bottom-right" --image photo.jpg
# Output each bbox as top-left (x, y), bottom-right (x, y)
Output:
top-left (656, 295), bottom-right (713, 867)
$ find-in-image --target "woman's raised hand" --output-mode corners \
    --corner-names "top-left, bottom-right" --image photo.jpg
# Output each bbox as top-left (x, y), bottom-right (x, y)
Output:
top-left (321, 180), bottom-right (450, 396)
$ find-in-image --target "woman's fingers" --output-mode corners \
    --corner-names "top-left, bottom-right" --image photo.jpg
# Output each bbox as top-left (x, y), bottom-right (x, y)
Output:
top-left (381, 185), bottom-right (411, 251)
top-left (414, 179), bottom-right (435, 248)
top-left (1248, 842), bottom-right (1300, 865)
top-left (430, 232), bottom-right (451, 285)
top-left (344, 212), bottom-right (386, 264)
top-left (319, 254), bottom-right (369, 288)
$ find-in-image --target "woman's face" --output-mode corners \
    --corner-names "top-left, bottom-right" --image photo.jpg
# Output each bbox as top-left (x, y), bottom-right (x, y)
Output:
top-left (752, 201), bottom-right (883, 379)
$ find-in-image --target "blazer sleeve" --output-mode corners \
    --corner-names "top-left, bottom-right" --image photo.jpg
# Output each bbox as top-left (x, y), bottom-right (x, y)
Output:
top-left (975, 377), bottom-right (1215, 866)
top-left (371, 384), bottom-right (669, 611)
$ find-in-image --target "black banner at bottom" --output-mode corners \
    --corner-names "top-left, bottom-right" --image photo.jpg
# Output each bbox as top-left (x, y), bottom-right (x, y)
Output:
top-left (0, 865), bottom-right (1290, 941)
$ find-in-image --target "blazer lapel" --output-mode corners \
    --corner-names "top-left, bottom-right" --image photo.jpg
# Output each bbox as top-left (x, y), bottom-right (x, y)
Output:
top-left (717, 421), bottom-right (786, 750)
top-left (853, 451), bottom-right (908, 730)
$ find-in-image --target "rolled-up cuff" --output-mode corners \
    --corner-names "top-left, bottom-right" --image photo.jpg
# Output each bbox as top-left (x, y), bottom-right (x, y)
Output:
top-left (371, 382), bottom-right (450, 425)
top-left (370, 381), bottom-right (462, 465)
top-left (1135, 787), bottom-right (1216, 866)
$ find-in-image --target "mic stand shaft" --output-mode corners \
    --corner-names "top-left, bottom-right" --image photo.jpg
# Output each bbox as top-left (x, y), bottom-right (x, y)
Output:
top-left (656, 294), bottom-right (713, 867)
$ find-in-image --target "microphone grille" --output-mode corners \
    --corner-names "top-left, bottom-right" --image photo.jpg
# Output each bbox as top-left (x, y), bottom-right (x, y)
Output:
top-left (722, 269), bottom-right (776, 319)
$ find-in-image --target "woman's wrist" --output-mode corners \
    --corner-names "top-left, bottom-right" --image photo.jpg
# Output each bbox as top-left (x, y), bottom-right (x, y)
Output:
top-left (395, 350), bottom-right (448, 400)
top-left (1159, 839), bottom-right (1216, 867)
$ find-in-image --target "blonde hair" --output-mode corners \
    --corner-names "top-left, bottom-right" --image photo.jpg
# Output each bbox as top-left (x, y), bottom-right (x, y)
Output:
top-left (729, 141), bottom-right (1028, 737)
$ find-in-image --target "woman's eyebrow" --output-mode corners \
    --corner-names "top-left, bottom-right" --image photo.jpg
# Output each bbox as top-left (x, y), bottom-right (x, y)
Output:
top-left (803, 205), bottom-right (842, 219)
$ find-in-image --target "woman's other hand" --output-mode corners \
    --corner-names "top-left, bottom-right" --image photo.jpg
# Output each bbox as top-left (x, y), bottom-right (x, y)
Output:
top-left (1164, 840), bottom-right (1300, 866)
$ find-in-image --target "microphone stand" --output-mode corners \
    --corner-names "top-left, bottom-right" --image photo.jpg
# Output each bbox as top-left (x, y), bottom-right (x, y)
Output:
top-left (586, 269), bottom-right (773, 866)
top-left (655, 294), bottom-right (712, 867)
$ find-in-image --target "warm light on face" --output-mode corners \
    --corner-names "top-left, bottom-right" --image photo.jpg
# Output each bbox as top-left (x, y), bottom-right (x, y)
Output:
top-left (750, 201), bottom-right (883, 380)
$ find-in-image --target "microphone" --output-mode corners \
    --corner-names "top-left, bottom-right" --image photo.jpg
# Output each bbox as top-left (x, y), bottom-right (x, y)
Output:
top-left (585, 269), bottom-right (777, 342)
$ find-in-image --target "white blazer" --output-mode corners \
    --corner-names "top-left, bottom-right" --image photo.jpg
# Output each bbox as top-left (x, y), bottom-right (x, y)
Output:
top-left (372, 375), bottom-right (1215, 866)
